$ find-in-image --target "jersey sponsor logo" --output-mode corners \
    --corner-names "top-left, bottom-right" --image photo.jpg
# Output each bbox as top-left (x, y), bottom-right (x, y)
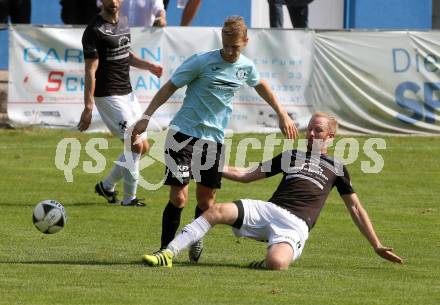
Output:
top-left (209, 79), bottom-right (240, 91)
top-left (286, 173), bottom-right (324, 190)
top-left (211, 79), bottom-right (239, 87)
top-left (97, 28), bottom-right (129, 36)
top-left (106, 36), bottom-right (131, 61)
top-left (106, 53), bottom-right (130, 61)
top-left (174, 165), bottom-right (190, 178)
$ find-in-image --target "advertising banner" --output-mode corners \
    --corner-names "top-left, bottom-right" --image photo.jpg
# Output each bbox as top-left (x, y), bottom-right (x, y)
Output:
top-left (9, 26), bottom-right (439, 135)
top-left (310, 31), bottom-right (440, 134)
top-left (8, 25), bottom-right (314, 133)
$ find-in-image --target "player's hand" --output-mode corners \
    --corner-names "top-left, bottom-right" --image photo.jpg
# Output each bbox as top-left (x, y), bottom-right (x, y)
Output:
top-left (374, 245), bottom-right (403, 264)
top-left (279, 113), bottom-right (298, 140)
top-left (153, 17), bottom-right (167, 27)
top-left (149, 63), bottom-right (163, 78)
top-left (132, 118), bottom-right (149, 138)
top-left (78, 108), bottom-right (92, 131)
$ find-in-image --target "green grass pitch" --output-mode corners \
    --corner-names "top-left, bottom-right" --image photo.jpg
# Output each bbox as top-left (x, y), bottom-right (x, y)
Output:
top-left (0, 128), bottom-right (439, 305)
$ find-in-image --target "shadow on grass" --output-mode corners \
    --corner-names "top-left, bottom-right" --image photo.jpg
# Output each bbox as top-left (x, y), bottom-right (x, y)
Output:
top-left (174, 261), bottom-right (251, 270)
top-left (0, 202), bottom-right (113, 207)
top-left (0, 260), bottom-right (248, 270)
top-left (0, 260), bottom-right (142, 266)
top-left (301, 263), bottom-right (386, 271)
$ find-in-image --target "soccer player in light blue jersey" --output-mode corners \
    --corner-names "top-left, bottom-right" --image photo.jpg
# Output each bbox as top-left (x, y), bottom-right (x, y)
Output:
top-left (132, 15), bottom-right (298, 262)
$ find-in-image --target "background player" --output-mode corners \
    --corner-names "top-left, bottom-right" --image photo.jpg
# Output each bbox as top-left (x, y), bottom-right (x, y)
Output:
top-left (78, 0), bottom-right (163, 206)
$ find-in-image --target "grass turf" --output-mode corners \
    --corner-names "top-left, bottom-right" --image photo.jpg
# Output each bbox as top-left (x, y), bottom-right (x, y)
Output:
top-left (0, 128), bottom-right (439, 305)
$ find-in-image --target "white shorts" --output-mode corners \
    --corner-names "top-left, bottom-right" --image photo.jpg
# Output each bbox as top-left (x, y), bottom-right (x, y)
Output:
top-left (95, 92), bottom-right (147, 140)
top-left (232, 199), bottom-right (309, 261)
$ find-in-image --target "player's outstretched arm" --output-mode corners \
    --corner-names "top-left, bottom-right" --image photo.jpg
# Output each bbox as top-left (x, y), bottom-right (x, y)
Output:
top-left (132, 80), bottom-right (178, 137)
top-left (341, 193), bottom-right (403, 264)
top-left (129, 51), bottom-right (163, 78)
top-left (78, 58), bottom-right (99, 131)
top-left (254, 79), bottom-right (298, 140)
top-left (222, 165), bottom-right (266, 183)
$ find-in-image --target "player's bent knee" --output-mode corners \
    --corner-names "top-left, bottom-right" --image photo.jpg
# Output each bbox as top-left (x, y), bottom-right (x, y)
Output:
top-left (203, 204), bottom-right (220, 218)
top-left (170, 193), bottom-right (188, 208)
top-left (202, 205), bottom-right (224, 223)
top-left (140, 139), bottom-right (149, 154)
top-left (265, 257), bottom-right (290, 270)
top-left (196, 190), bottom-right (216, 209)
top-left (266, 243), bottom-right (294, 270)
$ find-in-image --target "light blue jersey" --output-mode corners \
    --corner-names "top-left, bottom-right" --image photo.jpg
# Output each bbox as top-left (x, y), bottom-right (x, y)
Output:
top-left (170, 49), bottom-right (260, 143)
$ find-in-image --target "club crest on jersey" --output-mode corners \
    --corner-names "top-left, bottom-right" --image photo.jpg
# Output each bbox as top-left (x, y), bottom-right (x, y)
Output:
top-left (118, 36), bottom-right (130, 47)
top-left (236, 67), bottom-right (249, 80)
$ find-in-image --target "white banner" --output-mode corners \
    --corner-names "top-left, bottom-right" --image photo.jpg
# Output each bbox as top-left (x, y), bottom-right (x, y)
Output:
top-left (8, 25), bottom-right (314, 133)
top-left (309, 31), bottom-right (440, 134)
top-left (11, 26), bottom-right (438, 135)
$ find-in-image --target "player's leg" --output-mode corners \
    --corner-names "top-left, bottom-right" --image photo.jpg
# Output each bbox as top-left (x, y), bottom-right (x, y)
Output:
top-left (170, 203), bottom-right (239, 254)
top-left (60, 0), bottom-right (80, 24)
top-left (189, 138), bottom-right (223, 261)
top-left (118, 93), bottom-right (151, 206)
top-left (264, 242), bottom-right (294, 270)
top-left (251, 204), bottom-right (309, 270)
top-left (10, 0), bottom-right (31, 23)
top-left (119, 133), bottom-right (149, 206)
top-left (122, 135), bottom-right (149, 203)
top-left (268, 0), bottom-right (284, 28)
top-left (160, 130), bottom-right (193, 248)
top-left (187, 184), bottom-right (217, 262)
top-left (160, 184), bottom-right (189, 249)
top-left (0, 0), bottom-right (10, 23)
top-left (142, 202), bottom-right (239, 267)
top-left (195, 183), bottom-right (217, 210)
top-left (286, 4), bottom-right (309, 28)
top-left (93, 96), bottom-right (128, 204)
top-left (93, 93), bottom-right (147, 206)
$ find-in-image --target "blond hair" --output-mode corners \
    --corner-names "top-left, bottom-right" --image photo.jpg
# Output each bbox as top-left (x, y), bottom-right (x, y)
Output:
top-left (222, 16), bottom-right (247, 38)
top-left (312, 112), bottom-right (338, 135)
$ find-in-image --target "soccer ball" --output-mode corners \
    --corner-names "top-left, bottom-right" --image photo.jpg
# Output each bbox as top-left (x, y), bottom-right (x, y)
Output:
top-left (32, 200), bottom-right (67, 234)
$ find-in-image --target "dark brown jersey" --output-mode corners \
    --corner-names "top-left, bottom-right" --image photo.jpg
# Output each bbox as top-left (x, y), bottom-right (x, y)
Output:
top-left (262, 150), bottom-right (354, 230)
top-left (82, 15), bottom-right (132, 97)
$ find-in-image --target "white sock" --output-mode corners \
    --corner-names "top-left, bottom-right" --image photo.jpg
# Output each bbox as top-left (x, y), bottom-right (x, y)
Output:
top-left (122, 152), bottom-right (140, 205)
top-left (167, 216), bottom-right (212, 256)
top-left (102, 153), bottom-right (125, 192)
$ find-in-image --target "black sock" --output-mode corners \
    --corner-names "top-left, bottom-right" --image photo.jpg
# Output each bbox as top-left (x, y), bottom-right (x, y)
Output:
top-left (194, 206), bottom-right (204, 219)
top-left (161, 201), bottom-right (183, 249)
